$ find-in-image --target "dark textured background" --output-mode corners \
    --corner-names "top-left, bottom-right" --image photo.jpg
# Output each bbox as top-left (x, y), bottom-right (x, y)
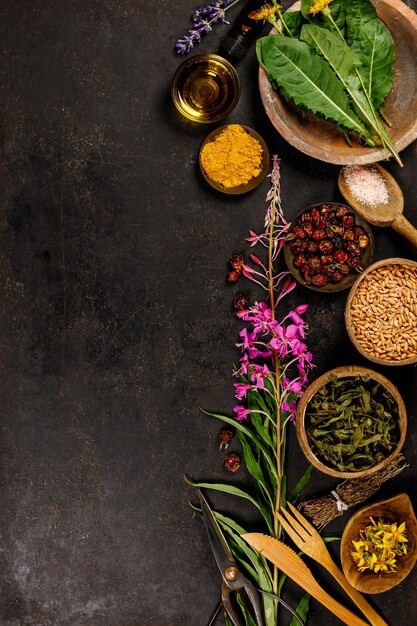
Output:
top-left (0, 0), bottom-right (417, 624)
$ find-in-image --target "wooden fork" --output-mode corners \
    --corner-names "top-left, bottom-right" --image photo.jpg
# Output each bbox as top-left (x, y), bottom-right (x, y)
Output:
top-left (276, 502), bottom-right (389, 626)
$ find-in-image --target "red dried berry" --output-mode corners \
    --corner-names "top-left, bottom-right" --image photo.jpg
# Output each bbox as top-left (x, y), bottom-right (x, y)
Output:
top-left (342, 214), bottom-right (355, 228)
top-left (307, 241), bottom-right (319, 254)
top-left (343, 229), bottom-right (355, 241)
top-left (299, 210), bottom-right (312, 224)
top-left (338, 263), bottom-right (350, 275)
top-left (228, 270), bottom-right (240, 283)
top-left (224, 453), bottom-right (241, 473)
top-left (344, 241), bottom-right (359, 253)
top-left (347, 257), bottom-right (361, 269)
top-left (354, 226), bottom-right (365, 236)
top-left (313, 215), bottom-right (326, 229)
top-left (328, 224), bottom-right (344, 237)
top-left (336, 205), bottom-right (349, 218)
top-left (303, 223), bottom-right (314, 237)
top-left (318, 240), bottom-right (334, 254)
top-left (320, 203), bottom-right (333, 214)
top-left (290, 239), bottom-right (307, 254)
top-left (301, 264), bottom-right (313, 278)
top-left (293, 226), bottom-right (306, 239)
top-left (312, 229), bottom-right (326, 241)
top-left (233, 293), bottom-right (249, 311)
top-left (218, 429), bottom-right (234, 450)
top-left (230, 255), bottom-right (244, 271)
top-left (333, 250), bottom-right (349, 263)
top-left (311, 274), bottom-right (328, 287)
top-left (311, 207), bottom-right (320, 221)
top-left (294, 253), bottom-right (308, 268)
top-left (358, 234), bottom-right (370, 250)
top-left (309, 256), bottom-right (321, 271)
top-left (321, 255), bottom-right (334, 265)
top-left (331, 271), bottom-right (343, 283)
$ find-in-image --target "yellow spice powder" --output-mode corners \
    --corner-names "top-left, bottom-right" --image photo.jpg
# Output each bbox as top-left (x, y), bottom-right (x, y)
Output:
top-left (201, 124), bottom-right (263, 189)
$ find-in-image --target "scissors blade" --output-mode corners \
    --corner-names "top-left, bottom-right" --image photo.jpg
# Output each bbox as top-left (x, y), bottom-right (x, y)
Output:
top-left (198, 490), bottom-right (235, 576)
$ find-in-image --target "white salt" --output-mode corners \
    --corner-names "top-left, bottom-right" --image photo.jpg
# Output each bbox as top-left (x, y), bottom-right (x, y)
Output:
top-left (342, 165), bottom-right (389, 207)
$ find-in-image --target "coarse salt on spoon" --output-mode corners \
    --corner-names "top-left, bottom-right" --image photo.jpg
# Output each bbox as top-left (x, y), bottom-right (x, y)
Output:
top-left (338, 163), bottom-right (417, 249)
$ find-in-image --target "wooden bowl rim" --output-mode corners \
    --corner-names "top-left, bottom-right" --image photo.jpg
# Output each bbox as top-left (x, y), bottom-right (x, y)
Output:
top-left (295, 365), bottom-right (407, 479)
top-left (258, 0), bottom-right (417, 165)
top-left (345, 257), bottom-right (417, 366)
top-left (340, 493), bottom-right (417, 593)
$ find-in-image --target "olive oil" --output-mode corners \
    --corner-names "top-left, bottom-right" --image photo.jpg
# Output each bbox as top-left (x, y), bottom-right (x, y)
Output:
top-left (172, 54), bottom-right (240, 123)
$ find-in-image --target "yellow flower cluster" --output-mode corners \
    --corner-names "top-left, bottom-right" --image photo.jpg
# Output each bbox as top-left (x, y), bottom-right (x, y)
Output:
top-left (251, 4), bottom-right (281, 22)
top-left (308, 0), bottom-right (334, 16)
top-left (351, 517), bottom-right (408, 574)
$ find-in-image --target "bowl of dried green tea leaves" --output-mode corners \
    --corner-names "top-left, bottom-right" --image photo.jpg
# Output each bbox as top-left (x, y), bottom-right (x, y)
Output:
top-left (296, 365), bottom-right (407, 478)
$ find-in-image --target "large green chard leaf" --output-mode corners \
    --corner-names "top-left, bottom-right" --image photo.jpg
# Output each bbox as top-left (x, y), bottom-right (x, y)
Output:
top-left (256, 35), bottom-right (370, 139)
top-left (345, 0), bottom-right (395, 108)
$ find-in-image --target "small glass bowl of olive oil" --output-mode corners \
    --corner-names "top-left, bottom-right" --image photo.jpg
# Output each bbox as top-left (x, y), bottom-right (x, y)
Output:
top-left (171, 53), bottom-right (240, 123)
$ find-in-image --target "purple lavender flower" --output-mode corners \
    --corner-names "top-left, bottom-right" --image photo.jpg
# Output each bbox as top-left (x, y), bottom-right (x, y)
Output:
top-left (176, 0), bottom-right (238, 55)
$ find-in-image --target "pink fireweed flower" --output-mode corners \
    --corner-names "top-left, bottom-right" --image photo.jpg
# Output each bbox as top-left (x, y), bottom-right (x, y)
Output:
top-left (281, 399), bottom-right (297, 421)
top-left (237, 352), bottom-right (250, 376)
top-left (233, 404), bottom-right (251, 422)
top-left (234, 382), bottom-right (251, 399)
top-left (250, 364), bottom-right (271, 389)
top-left (283, 378), bottom-right (303, 394)
top-left (237, 328), bottom-right (258, 350)
top-left (248, 346), bottom-right (272, 359)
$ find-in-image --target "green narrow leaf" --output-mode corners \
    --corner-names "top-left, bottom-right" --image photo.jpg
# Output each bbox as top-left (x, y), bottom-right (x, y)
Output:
top-left (236, 592), bottom-right (258, 626)
top-left (239, 431), bottom-right (276, 496)
top-left (289, 593), bottom-right (311, 626)
top-left (345, 0), bottom-right (395, 108)
top-left (256, 35), bottom-right (371, 139)
top-left (288, 464), bottom-right (313, 503)
top-left (185, 477), bottom-right (261, 511)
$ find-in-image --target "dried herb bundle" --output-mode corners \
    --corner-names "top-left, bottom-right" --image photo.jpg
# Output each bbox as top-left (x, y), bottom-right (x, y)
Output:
top-left (299, 454), bottom-right (408, 529)
top-left (306, 375), bottom-right (399, 472)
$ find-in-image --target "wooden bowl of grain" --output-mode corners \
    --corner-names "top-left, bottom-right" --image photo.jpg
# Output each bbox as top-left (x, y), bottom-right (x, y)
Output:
top-left (345, 258), bottom-right (417, 365)
top-left (296, 365), bottom-right (407, 479)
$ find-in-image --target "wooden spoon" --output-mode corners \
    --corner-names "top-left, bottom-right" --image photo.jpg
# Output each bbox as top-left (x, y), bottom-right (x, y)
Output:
top-left (338, 164), bottom-right (417, 248)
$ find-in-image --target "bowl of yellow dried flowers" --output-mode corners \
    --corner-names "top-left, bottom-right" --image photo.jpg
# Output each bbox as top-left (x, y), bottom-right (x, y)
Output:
top-left (341, 494), bottom-right (417, 593)
top-left (199, 124), bottom-right (270, 194)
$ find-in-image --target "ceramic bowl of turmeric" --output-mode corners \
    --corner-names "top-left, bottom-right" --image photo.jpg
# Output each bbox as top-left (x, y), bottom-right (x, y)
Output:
top-left (199, 124), bottom-right (270, 195)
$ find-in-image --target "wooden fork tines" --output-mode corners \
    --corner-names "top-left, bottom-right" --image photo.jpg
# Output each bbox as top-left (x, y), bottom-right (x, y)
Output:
top-left (276, 503), bottom-right (388, 626)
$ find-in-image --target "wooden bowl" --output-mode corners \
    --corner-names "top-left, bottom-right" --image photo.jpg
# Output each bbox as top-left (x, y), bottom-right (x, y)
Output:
top-left (341, 494), bottom-right (417, 593)
top-left (284, 202), bottom-right (374, 292)
top-left (295, 365), bottom-right (407, 479)
top-left (345, 258), bottom-right (417, 366)
top-left (199, 125), bottom-right (270, 194)
top-left (259, 0), bottom-right (417, 164)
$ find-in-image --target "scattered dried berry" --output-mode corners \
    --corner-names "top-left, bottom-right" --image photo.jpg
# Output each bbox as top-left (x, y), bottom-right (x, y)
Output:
top-left (333, 250), bottom-right (349, 263)
top-left (233, 293), bottom-right (249, 311)
top-left (290, 239), bottom-right (307, 254)
top-left (312, 229), bottom-right (326, 241)
top-left (224, 453), bottom-right (241, 472)
top-left (218, 429), bottom-right (234, 450)
top-left (293, 226), bottom-right (306, 239)
top-left (318, 240), bottom-right (333, 254)
top-left (228, 270), bottom-right (240, 283)
top-left (230, 255), bottom-right (244, 271)
top-left (311, 274), bottom-right (328, 287)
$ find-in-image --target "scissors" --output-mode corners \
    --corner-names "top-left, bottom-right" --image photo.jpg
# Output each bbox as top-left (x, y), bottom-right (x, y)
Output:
top-left (198, 490), bottom-right (264, 626)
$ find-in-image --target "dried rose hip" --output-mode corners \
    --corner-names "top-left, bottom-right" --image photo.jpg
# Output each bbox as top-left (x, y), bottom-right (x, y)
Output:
top-left (301, 264), bottom-right (313, 278)
top-left (230, 255), bottom-right (244, 271)
top-left (233, 293), bottom-right (249, 311)
top-left (303, 223), bottom-right (314, 237)
top-left (331, 271), bottom-right (343, 282)
top-left (294, 253), bottom-right (308, 268)
top-left (336, 205), bottom-right (349, 218)
top-left (311, 274), bottom-right (328, 287)
top-left (318, 240), bottom-right (334, 254)
top-left (343, 229), bottom-right (355, 241)
top-left (299, 210), bottom-right (312, 224)
top-left (224, 453), bottom-right (240, 472)
top-left (333, 250), bottom-right (349, 263)
top-left (358, 234), bottom-right (370, 249)
top-left (228, 270), bottom-right (240, 283)
top-left (348, 256), bottom-right (361, 269)
top-left (218, 429), bottom-right (234, 450)
top-left (290, 239), bottom-right (307, 254)
top-left (342, 214), bottom-right (355, 228)
top-left (321, 255), bottom-right (334, 265)
top-left (328, 224), bottom-right (344, 237)
top-left (310, 207), bottom-right (320, 221)
top-left (338, 263), bottom-right (350, 275)
top-left (313, 215), bottom-right (326, 229)
top-left (312, 229), bottom-right (326, 241)
top-left (293, 226), bottom-right (306, 239)
top-left (354, 226), bottom-right (365, 236)
top-left (344, 241), bottom-right (359, 253)
top-left (307, 241), bottom-right (319, 254)
top-left (309, 256), bottom-right (321, 271)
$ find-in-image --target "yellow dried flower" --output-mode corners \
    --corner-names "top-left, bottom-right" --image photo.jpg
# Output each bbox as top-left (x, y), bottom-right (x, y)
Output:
top-left (351, 517), bottom-right (408, 575)
top-left (251, 4), bottom-right (282, 22)
top-left (308, 0), bottom-right (334, 16)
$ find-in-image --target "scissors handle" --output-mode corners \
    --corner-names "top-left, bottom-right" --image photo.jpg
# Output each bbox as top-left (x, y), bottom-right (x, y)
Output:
top-left (222, 581), bottom-right (244, 626)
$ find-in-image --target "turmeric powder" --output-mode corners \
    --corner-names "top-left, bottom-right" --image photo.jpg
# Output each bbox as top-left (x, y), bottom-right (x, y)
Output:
top-left (200, 124), bottom-right (263, 189)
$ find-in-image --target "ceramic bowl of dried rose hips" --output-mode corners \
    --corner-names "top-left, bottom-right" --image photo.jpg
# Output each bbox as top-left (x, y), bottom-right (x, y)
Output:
top-left (284, 202), bottom-right (374, 292)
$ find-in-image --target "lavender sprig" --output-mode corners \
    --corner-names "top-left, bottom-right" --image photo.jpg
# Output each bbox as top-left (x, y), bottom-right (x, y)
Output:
top-left (176, 0), bottom-right (242, 55)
